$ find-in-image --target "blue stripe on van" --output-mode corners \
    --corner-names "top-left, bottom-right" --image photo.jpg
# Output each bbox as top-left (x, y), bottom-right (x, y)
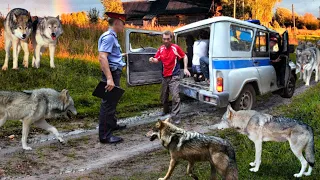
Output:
top-left (212, 59), bottom-right (271, 69)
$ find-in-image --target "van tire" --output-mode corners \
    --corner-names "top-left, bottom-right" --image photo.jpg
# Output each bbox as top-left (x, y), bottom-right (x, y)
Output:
top-left (280, 74), bottom-right (296, 98)
top-left (231, 84), bottom-right (256, 111)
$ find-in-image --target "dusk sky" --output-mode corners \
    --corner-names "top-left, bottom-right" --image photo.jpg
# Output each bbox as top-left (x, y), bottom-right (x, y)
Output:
top-left (0, 0), bottom-right (319, 18)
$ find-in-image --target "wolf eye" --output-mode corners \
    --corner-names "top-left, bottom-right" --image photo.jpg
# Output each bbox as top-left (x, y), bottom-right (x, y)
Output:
top-left (49, 26), bottom-right (51, 29)
top-left (19, 27), bottom-right (22, 29)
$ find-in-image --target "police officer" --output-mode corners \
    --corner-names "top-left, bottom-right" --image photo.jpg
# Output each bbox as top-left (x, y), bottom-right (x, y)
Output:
top-left (97, 12), bottom-right (126, 144)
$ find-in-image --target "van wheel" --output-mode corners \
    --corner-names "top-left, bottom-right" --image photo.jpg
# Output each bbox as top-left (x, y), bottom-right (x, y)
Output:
top-left (280, 74), bottom-right (296, 98)
top-left (231, 84), bottom-right (256, 111)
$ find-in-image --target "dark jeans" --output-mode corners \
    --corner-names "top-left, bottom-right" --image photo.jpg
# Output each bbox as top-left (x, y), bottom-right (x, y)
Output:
top-left (161, 76), bottom-right (180, 118)
top-left (200, 56), bottom-right (209, 79)
top-left (99, 69), bottom-right (122, 140)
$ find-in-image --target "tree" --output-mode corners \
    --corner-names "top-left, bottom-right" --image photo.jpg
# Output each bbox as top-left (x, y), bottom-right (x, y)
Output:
top-left (101, 0), bottom-right (124, 15)
top-left (88, 8), bottom-right (99, 24)
top-left (274, 7), bottom-right (292, 27)
top-left (250, 0), bottom-right (282, 23)
top-left (303, 13), bottom-right (319, 30)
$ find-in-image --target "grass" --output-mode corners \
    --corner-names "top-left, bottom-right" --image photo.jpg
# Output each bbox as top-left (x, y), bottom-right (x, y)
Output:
top-left (0, 50), bottom-right (161, 136)
top-left (110, 83), bottom-right (320, 180)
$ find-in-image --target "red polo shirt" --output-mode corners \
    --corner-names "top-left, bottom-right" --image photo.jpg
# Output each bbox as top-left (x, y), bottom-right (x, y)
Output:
top-left (154, 44), bottom-right (185, 77)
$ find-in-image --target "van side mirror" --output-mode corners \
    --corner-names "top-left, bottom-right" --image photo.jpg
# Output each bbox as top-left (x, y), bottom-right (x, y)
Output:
top-left (289, 44), bottom-right (295, 54)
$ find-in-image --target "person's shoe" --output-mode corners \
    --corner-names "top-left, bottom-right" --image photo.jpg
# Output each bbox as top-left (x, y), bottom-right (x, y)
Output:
top-left (113, 124), bottom-right (127, 131)
top-left (170, 116), bottom-right (181, 125)
top-left (100, 135), bottom-right (123, 144)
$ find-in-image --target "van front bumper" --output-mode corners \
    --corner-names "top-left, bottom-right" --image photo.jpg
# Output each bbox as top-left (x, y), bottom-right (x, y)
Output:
top-left (179, 85), bottom-right (229, 108)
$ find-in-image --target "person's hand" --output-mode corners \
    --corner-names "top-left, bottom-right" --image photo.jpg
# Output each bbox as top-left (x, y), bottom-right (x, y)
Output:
top-left (149, 57), bottom-right (154, 63)
top-left (105, 78), bottom-right (115, 91)
top-left (184, 68), bottom-right (191, 77)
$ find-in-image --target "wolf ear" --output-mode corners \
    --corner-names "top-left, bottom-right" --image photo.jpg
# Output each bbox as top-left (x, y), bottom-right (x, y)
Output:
top-left (164, 118), bottom-right (170, 122)
top-left (227, 105), bottom-right (234, 120)
top-left (156, 119), bottom-right (163, 128)
top-left (56, 15), bottom-right (60, 20)
top-left (60, 89), bottom-right (70, 103)
top-left (13, 13), bottom-right (18, 22)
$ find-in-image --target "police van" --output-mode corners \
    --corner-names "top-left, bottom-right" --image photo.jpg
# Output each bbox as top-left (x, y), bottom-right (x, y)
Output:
top-left (125, 16), bottom-right (296, 110)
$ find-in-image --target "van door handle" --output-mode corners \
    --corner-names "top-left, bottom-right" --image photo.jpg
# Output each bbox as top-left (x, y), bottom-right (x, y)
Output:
top-left (253, 60), bottom-right (259, 65)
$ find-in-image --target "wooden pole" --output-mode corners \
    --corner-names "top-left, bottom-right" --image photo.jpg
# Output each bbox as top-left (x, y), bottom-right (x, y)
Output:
top-left (7, 4), bottom-right (10, 13)
top-left (233, 0), bottom-right (236, 18)
top-left (292, 4), bottom-right (296, 38)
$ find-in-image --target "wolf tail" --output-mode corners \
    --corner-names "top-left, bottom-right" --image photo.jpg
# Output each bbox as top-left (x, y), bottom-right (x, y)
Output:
top-left (225, 161), bottom-right (238, 180)
top-left (305, 127), bottom-right (315, 168)
top-left (225, 143), bottom-right (238, 179)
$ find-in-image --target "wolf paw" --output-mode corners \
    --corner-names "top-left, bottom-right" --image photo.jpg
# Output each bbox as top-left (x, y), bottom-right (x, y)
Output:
top-left (294, 173), bottom-right (303, 178)
top-left (58, 138), bottom-right (65, 144)
top-left (303, 172), bottom-right (311, 176)
top-left (158, 178), bottom-right (165, 180)
top-left (249, 168), bottom-right (259, 172)
top-left (249, 162), bottom-right (256, 167)
top-left (23, 62), bottom-right (28, 68)
top-left (2, 66), bottom-right (8, 71)
top-left (50, 65), bottom-right (56, 68)
top-left (23, 146), bottom-right (32, 151)
top-left (12, 67), bottom-right (19, 70)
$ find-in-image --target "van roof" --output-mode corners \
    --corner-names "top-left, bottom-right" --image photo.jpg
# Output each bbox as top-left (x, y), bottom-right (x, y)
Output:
top-left (174, 16), bottom-right (277, 34)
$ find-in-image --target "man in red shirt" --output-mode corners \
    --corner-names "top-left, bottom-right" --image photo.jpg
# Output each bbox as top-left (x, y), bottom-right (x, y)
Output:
top-left (149, 30), bottom-right (191, 124)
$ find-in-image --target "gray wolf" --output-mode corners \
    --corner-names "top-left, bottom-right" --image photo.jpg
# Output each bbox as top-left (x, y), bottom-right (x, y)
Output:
top-left (296, 47), bottom-right (320, 86)
top-left (31, 16), bottom-right (63, 68)
top-left (210, 105), bottom-right (315, 178)
top-left (2, 8), bottom-right (33, 70)
top-left (146, 118), bottom-right (238, 180)
top-left (0, 88), bottom-right (77, 150)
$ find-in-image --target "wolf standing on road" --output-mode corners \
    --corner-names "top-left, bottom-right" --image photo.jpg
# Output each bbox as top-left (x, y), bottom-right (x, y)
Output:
top-left (149, 31), bottom-right (191, 124)
top-left (97, 12), bottom-right (127, 144)
top-left (2, 8), bottom-right (33, 71)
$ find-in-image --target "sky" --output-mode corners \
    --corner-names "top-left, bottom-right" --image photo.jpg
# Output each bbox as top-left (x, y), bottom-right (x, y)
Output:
top-left (0, 0), bottom-right (319, 18)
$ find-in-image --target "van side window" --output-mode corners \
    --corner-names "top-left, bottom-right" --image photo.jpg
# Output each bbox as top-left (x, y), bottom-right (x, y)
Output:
top-left (230, 25), bottom-right (253, 52)
top-left (253, 31), bottom-right (269, 57)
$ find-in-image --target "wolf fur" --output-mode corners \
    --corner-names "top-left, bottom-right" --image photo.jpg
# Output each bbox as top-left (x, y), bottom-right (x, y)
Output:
top-left (31, 16), bottom-right (63, 68)
top-left (0, 88), bottom-right (77, 150)
top-left (146, 118), bottom-right (238, 180)
top-left (211, 105), bottom-right (315, 178)
top-left (2, 8), bottom-right (33, 70)
top-left (296, 47), bottom-right (320, 86)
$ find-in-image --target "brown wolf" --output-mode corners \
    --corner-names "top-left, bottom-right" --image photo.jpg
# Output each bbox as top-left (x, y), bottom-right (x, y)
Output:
top-left (146, 118), bottom-right (238, 180)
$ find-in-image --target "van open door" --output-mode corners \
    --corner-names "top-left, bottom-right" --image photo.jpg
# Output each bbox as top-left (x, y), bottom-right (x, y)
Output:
top-left (125, 29), bottom-right (163, 86)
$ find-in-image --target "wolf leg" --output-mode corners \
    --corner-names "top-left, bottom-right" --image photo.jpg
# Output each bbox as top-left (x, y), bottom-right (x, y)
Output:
top-left (159, 158), bottom-right (177, 180)
top-left (34, 45), bottom-right (42, 68)
top-left (250, 140), bottom-right (262, 172)
top-left (187, 161), bottom-right (198, 180)
top-left (289, 139), bottom-right (308, 177)
top-left (21, 41), bottom-right (29, 68)
top-left (34, 119), bottom-right (64, 143)
top-left (305, 71), bottom-right (311, 86)
top-left (49, 44), bottom-right (56, 68)
top-left (21, 119), bottom-right (33, 150)
top-left (0, 113), bottom-right (8, 127)
top-left (12, 39), bottom-right (19, 69)
top-left (304, 166), bottom-right (312, 176)
top-left (2, 38), bottom-right (12, 71)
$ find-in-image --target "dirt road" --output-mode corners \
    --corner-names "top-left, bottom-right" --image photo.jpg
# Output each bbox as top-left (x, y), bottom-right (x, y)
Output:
top-left (0, 81), bottom-right (315, 180)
